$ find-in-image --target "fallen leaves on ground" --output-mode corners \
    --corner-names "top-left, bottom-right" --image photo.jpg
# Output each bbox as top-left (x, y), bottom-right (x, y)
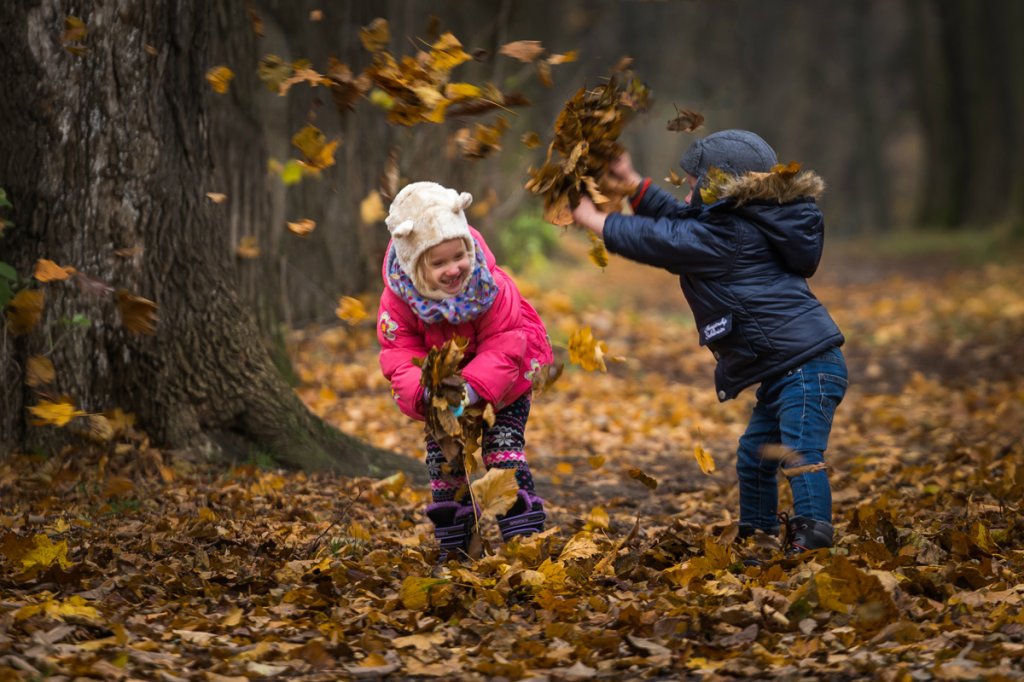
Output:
top-left (3, 245), bottom-right (1024, 680)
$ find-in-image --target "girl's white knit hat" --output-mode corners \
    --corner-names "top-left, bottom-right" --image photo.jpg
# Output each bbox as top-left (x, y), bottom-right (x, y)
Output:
top-left (385, 182), bottom-right (475, 297)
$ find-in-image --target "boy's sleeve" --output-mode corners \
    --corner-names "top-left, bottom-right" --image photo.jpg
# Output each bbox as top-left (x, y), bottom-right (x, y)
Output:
top-left (461, 280), bottom-right (528, 409)
top-left (603, 211), bottom-right (735, 277)
top-left (633, 182), bottom-right (692, 221)
top-left (377, 297), bottom-right (429, 421)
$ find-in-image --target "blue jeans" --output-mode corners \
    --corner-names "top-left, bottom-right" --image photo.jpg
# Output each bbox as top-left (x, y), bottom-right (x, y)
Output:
top-left (736, 347), bottom-right (848, 533)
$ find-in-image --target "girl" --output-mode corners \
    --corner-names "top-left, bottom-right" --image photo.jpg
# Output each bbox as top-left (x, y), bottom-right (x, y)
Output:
top-left (377, 181), bottom-right (552, 560)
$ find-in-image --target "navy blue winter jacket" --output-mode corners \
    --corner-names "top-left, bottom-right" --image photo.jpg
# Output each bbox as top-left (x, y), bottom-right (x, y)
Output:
top-left (603, 172), bottom-right (845, 401)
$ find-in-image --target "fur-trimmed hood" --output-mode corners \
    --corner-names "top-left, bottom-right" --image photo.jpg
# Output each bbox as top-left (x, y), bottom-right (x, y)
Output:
top-left (718, 169), bottom-right (826, 205)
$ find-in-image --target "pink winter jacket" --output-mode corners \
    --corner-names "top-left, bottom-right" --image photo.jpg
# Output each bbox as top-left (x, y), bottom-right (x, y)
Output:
top-left (377, 227), bottom-right (553, 421)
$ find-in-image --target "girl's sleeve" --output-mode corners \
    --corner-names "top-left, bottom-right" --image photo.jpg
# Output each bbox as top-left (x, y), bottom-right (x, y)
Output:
top-left (461, 279), bottom-right (528, 409)
top-left (377, 296), bottom-right (429, 421)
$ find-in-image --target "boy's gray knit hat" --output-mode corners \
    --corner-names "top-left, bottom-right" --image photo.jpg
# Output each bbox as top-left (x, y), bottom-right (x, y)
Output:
top-left (679, 129), bottom-right (778, 178)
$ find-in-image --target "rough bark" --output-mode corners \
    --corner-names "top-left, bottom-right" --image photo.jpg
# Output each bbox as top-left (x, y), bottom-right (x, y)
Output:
top-left (0, 0), bottom-right (421, 480)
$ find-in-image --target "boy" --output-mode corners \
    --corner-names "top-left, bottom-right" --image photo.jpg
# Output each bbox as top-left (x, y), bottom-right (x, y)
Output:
top-left (571, 130), bottom-right (847, 554)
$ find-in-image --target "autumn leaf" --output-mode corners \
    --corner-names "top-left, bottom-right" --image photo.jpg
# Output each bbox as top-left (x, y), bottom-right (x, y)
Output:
top-left (558, 531), bottom-right (601, 562)
top-left (25, 356), bottom-right (55, 387)
top-left (428, 32), bottom-right (472, 73)
top-left (84, 414), bottom-right (115, 442)
top-left (28, 398), bottom-right (85, 427)
top-left (400, 576), bottom-right (449, 610)
top-left (335, 296), bottom-right (369, 324)
top-left (666, 106), bottom-right (705, 132)
top-left (360, 18), bottom-right (390, 53)
top-left (34, 259), bottom-right (76, 282)
top-left (291, 124), bottom-right (339, 170)
top-left (379, 148), bottom-right (401, 201)
top-left (205, 65), bottom-right (235, 94)
top-left (236, 235), bottom-right (260, 259)
top-left (521, 132), bottom-right (542, 149)
top-left (568, 326), bottom-right (608, 372)
top-left (115, 290), bottom-right (158, 335)
top-left (258, 54), bottom-right (293, 92)
top-left (694, 442), bottom-right (716, 474)
top-left (20, 534), bottom-right (73, 570)
top-left (62, 16), bottom-right (87, 55)
top-left (310, 10), bottom-right (323, 21)
top-left (470, 467), bottom-right (519, 517)
top-left (5, 288), bottom-right (45, 336)
top-left (665, 168), bottom-right (684, 187)
top-left (627, 467), bottom-right (658, 490)
top-left (360, 191), bottom-right (385, 225)
top-left (287, 218), bottom-right (316, 236)
top-left (206, 192), bottom-right (227, 203)
top-left (587, 233), bottom-right (609, 269)
top-left (499, 40), bottom-right (546, 63)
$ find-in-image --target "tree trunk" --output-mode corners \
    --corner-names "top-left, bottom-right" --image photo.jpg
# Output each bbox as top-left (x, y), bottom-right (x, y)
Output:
top-left (0, 0), bottom-right (421, 480)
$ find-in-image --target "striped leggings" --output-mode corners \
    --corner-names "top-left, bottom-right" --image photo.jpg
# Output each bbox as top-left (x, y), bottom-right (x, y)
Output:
top-left (425, 392), bottom-right (537, 504)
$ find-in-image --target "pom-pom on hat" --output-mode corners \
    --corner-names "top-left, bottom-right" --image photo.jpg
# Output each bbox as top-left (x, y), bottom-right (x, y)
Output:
top-left (385, 181), bottom-right (475, 298)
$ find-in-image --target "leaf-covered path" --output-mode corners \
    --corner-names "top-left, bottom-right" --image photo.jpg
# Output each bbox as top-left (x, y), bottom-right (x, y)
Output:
top-left (2, 240), bottom-right (1024, 680)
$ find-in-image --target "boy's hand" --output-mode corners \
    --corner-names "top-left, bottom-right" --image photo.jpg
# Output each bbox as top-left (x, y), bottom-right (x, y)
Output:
top-left (572, 196), bottom-right (608, 237)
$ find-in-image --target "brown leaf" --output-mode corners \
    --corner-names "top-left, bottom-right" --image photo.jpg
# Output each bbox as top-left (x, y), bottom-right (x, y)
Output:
top-left (236, 236), bottom-right (260, 259)
top-left (471, 468), bottom-right (519, 517)
top-left (499, 40), bottom-right (546, 63)
top-left (25, 356), bottom-right (55, 387)
top-left (666, 106), bottom-right (705, 133)
top-left (360, 18), bottom-right (389, 53)
top-left (627, 467), bottom-right (658, 490)
top-left (116, 290), bottom-right (158, 335)
top-left (378, 148), bottom-right (401, 202)
top-left (287, 218), bottom-right (316, 236)
top-left (5, 289), bottom-right (45, 336)
top-left (34, 259), bottom-right (76, 282)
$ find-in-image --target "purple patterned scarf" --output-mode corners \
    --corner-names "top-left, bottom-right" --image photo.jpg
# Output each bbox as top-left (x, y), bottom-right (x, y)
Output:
top-left (386, 239), bottom-right (498, 324)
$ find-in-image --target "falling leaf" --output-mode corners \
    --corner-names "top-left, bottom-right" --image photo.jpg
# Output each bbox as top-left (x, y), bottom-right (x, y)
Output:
top-left (360, 18), bottom-right (389, 53)
top-left (29, 398), bottom-right (85, 427)
top-left (61, 16), bottom-right (87, 55)
top-left (587, 233), bottom-right (609, 269)
top-left (499, 40), bottom-right (546, 63)
top-left (206, 192), bottom-right (228, 203)
top-left (379, 148), bottom-right (401, 201)
top-left (588, 455), bottom-right (606, 469)
top-left (236, 236), bottom-right (260, 259)
top-left (34, 259), bottom-right (76, 282)
top-left (291, 124), bottom-right (339, 170)
top-left (360, 191), bottom-right (385, 225)
top-left (245, 1), bottom-right (265, 37)
top-left (116, 289), bottom-right (158, 335)
top-left (26, 356), bottom-right (55, 387)
top-left (694, 442), bottom-right (716, 474)
top-left (568, 326), bottom-right (608, 372)
top-left (310, 9), bottom-right (323, 21)
top-left (666, 106), bottom-right (705, 132)
top-left (6, 289), bottom-right (45, 336)
top-left (627, 467), bottom-right (658, 490)
top-left (144, 44), bottom-right (158, 56)
top-left (84, 415), bottom-right (115, 442)
top-left (280, 159), bottom-right (304, 185)
top-left (287, 218), bottom-right (316, 236)
top-left (665, 168), bottom-right (684, 187)
top-left (547, 50), bottom-right (579, 65)
top-left (521, 132), bottom-right (542, 149)
top-left (429, 33), bottom-right (472, 73)
top-left (584, 506), bottom-right (610, 531)
top-left (205, 65), bottom-right (235, 94)
top-left (258, 54), bottom-right (293, 92)
top-left (771, 161), bottom-right (802, 177)
top-left (470, 467), bottom-right (519, 517)
top-left (336, 296), bottom-right (369, 324)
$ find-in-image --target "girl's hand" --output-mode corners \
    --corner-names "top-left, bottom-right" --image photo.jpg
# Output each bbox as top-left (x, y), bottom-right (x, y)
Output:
top-left (571, 196), bottom-right (607, 237)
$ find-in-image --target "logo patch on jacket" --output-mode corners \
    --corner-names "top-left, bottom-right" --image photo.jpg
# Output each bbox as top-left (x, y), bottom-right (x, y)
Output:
top-left (699, 313), bottom-right (732, 346)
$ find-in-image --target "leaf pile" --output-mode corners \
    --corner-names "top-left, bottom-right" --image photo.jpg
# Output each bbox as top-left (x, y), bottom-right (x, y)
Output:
top-left (525, 59), bottom-right (652, 227)
top-left (4, 244), bottom-right (1024, 679)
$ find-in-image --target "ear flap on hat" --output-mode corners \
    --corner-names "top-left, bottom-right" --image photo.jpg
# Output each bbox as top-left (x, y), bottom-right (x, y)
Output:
top-left (391, 219), bottom-right (415, 237)
top-left (456, 192), bottom-right (473, 212)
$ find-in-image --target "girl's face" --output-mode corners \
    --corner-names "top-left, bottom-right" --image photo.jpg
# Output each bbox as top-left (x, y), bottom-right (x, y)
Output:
top-left (421, 238), bottom-right (472, 295)
top-left (683, 173), bottom-right (699, 204)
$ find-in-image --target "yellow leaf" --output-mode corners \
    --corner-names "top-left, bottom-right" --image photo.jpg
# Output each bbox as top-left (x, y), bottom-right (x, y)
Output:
top-left (547, 50), bottom-right (579, 65)
top-left (85, 414), bottom-right (114, 442)
top-left (116, 289), bottom-right (158, 335)
top-left (287, 218), bottom-right (316, 236)
top-left (5, 288), bottom-right (45, 336)
top-left (568, 326), bottom-right (608, 372)
top-left (587, 233), bottom-right (609, 269)
top-left (206, 192), bottom-right (228, 203)
top-left (584, 506), bottom-right (610, 531)
top-left (587, 455), bottom-right (605, 470)
top-left (359, 18), bottom-right (389, 53)
top-left (25, 356), bottom-right (55, 387)
top-left (309, 10), bottom-right (323, 21)
top-left (21, 534), bottom-right (73, 570)
top-left (521, 132), bottom-right (542, 149)
top-left (348, 521), bottom-right (372, 541)
top-left (335, 296), bottom-right (369, 324)
top-left (34, 259), bottom-right (76, 282)
top-left (471, 468), bottom-right (519, 517)
top-left (28, 398), bottom-right (85, 427)
top-left (429, 32), bottom-right (472, 72)
top-left (236, 236), bottom-right (260, 259)
top-left (360, 191), bottom-right (385, 225)
top-left (558, 532), bottom-right (601, 562)
top-left (291, 125), bottom-right (339, 170)
top-left (205, 65), bottom-right (235, 94)
top-left (221, 607), bottom-right (243, 628)
top-left (694, 442), bottom-right (716, 474)
top-left (62, 16), bottom-right (87, 55)
top-left (399, 576), bottom-right (448, 610)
